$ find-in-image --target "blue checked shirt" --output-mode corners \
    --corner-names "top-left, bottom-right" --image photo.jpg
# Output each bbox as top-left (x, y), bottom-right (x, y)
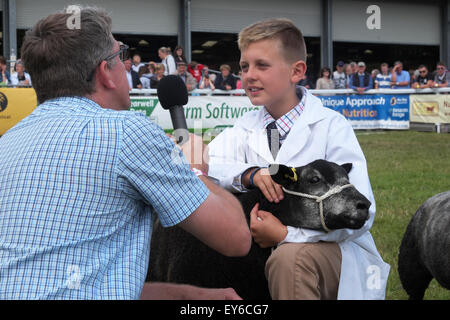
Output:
top-left (0, 97), bottom-right (209, 299)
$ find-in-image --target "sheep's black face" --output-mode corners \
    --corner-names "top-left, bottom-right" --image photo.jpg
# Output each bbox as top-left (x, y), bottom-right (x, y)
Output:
top-left (269, 160), bottom-right (370, 231)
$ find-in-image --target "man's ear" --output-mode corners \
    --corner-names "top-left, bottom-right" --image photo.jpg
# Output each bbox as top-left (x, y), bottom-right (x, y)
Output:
top-left (268, 164), bottom-right (299, 186)
top-left (96, 60), bottom-right (116, 90)
top-left (341, 163), bottom-right (353, 174)
top-left (291, 60), bottom-right (307, 84)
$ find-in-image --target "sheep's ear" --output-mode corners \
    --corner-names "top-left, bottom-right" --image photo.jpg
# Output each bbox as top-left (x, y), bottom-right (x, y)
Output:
top-left (341, 163), bottom-right (352, 174)
top-left (269, 164), bottom-right (299, 186)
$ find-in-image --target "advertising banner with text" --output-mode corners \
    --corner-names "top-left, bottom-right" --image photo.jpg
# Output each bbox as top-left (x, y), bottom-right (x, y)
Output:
top-left (318, 94), bottom-right (410, 129)
top-left (409, 94), bottom-right (450, 124)
top-left (131, 94), bottom-right (410, 131)
top-left (130, 95), bottom-right (261, 132)
top-left (0, 88), bottom-right (37, 135)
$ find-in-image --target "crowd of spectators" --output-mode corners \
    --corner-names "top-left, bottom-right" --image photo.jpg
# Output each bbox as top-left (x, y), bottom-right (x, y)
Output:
top-left (134, 45), bottom-right (449, 93)
top-left (1, 47), bottom-right (449, 92)
top-left (309, 60), bottom-right (449, 92)
top-left (0, 56), bottom-right (32, 87)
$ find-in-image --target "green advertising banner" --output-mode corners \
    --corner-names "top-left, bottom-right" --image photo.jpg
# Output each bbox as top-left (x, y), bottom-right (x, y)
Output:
top-left (130, 95), bottom-right (261, 132)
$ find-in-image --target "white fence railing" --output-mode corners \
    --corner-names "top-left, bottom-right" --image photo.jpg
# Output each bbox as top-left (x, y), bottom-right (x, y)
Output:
top-left (130, 87), bottom-right (450, 96)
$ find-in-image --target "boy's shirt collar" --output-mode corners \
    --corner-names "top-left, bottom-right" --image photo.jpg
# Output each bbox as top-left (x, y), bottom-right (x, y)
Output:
top-left (263, 86), bottom-right (307, 142)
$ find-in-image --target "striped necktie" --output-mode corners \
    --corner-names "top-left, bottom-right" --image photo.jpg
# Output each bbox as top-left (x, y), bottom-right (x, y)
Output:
top-left (266, 121), bottom-right (280, 159)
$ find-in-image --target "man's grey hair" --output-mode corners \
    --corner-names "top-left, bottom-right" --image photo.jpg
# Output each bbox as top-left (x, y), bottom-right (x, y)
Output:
top-left (21, 6), bottom-right (115, 104)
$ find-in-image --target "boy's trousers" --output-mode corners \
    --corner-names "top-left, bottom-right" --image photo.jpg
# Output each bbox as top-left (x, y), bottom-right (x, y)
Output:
top-left (265, 241), bottom-right (341, 300)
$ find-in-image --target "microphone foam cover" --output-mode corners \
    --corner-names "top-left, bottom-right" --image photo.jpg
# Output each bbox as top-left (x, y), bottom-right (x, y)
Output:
top-left (157, 75), bottom-right (189, 109)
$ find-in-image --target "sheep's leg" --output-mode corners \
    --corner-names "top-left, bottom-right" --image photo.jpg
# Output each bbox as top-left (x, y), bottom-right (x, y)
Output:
top-left (398, 224), bottom-right (433, 300)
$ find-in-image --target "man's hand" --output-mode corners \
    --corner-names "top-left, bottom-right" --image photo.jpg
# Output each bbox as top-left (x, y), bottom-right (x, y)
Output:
top-left (356, 87), bottom-right (366, 94)
top-left (249, 203), bottom-right (288, 248)
top-left (170, 133), bottom-right (209, 173)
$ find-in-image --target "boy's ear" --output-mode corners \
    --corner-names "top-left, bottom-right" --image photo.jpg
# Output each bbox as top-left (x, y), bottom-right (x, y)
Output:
top-left (268, 164), bottom-right (299, 186)
top-left (291, 60), bottom-right (307, 83)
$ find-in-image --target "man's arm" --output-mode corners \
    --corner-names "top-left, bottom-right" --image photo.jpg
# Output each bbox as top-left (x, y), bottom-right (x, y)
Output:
top-left (422, 78), bottom-right (433, 88)
top-left (178, 176), bottom-right (250, 257)
top-left (349, 74), bottom-right (358, 90)
top-left (178, 133), bottom-right (251, 257)
top-left (365, 75), bottom-right (373, 91)
top-left (119, 118), bottom-right (250, 258)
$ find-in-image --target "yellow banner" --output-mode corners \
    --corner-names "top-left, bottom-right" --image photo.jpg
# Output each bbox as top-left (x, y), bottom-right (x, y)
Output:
top-left (410, 94), bottom-right (450, 123)
top-left (0, 88), bottom-right (37, 135)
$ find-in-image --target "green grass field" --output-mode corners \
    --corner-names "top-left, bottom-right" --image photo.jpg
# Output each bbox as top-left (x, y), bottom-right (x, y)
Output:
top-left (356, 130), bottom-right (450, 300)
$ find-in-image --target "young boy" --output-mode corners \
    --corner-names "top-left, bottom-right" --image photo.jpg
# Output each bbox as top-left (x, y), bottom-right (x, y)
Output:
top-left (208, 18), bottom-right (390, 300)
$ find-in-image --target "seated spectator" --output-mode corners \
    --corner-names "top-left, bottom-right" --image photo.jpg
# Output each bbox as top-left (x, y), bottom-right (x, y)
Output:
top-left (371, 69), bottom-right (379, 80)
top-left (124, 58), bottom-right (142, 89)
top-left (150, 63), bottom-right (165, 89)
top-left (349, 61), bottom-right (357, 74)
top-left (391, 61), bottom-right (410, 89)
top-left (375, 63), bottom-right (392, 89)
top-left (174, 45), bottom-right (187, 65)
top-left (158, 47), bottom-right (177, 75)
top-left (412, 65), bottom-right (433, 89)
top-left (11, 60), bottom-right (32, 86)
top-left (0, 56), bottom-right (11, 85)
top-left (316, 67), bottom-right (335, 89)
top-left (214, 64), bottom-right (236, 91)
top-left (146, 61), bottom-right (157, 78)
top-left (174, 61), bottom-right (197, 91)
top-left (138, 65), bottom-right (151, 89)
top-left (188, 61), bottom-right (204, 83)
top-left (433, 62), bottom-right (449, 88)
top-left (131, 53), bottom-right (145, 73)
top-left (350, 61), bottom-right (373, 93)
top-left (199, 72), bottom-right (216, 90)
top-left (201, 65), bottom-right (216, 83)
top-left (344, 63), bottom-right (352, 88)
top-left (332, 61), bottom-right (346, 89)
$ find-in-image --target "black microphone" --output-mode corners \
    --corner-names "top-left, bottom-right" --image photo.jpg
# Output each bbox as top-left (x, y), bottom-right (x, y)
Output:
top-left (157, 75), bottom-right (189, 144)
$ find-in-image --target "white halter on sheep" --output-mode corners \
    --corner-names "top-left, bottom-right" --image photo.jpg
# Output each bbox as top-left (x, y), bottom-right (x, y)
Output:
top-left (282, 184), bottom-right (355, 232)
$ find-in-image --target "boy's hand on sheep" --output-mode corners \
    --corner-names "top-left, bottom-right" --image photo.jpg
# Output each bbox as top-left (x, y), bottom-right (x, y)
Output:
top-left (250, 203), bottom-right (288, 248)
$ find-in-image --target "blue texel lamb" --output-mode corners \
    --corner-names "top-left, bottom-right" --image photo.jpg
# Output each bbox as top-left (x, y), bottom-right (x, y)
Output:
top-left (147, 160), bottom-right (371, 300)
top-left (398, 191), bottom-right (450, 300)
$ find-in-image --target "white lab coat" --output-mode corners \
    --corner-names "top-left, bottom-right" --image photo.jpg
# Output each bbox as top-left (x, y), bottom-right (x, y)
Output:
top-left (208, 88), bottom-right (390, 300)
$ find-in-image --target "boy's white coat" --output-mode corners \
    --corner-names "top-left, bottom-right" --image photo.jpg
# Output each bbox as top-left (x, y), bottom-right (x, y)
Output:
top-left (208, 88), bottom-right (390, 299)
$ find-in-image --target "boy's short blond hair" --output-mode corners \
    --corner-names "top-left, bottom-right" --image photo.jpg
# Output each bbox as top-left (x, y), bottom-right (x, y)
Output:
top-left (238, 18), bottom-right (307, 64)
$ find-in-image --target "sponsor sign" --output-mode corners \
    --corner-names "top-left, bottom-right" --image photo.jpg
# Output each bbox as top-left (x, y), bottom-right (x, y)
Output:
top-left (409, 94), bottom-right (450, 123)
top-left (0, 88), bottom-right (38, 135)
top-left (318, 94), bottom-right (410, 129)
